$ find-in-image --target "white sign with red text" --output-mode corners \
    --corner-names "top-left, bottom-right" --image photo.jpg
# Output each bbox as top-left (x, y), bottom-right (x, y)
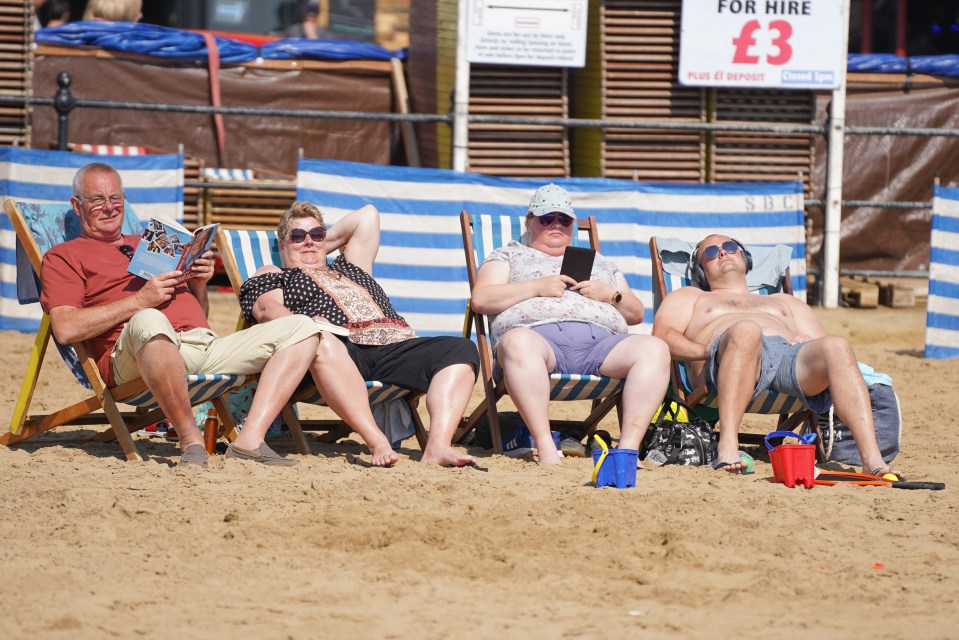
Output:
top-left (466, 0), bottom-right (588, 67)
top-left (678, 0), bottom-right (846, 89)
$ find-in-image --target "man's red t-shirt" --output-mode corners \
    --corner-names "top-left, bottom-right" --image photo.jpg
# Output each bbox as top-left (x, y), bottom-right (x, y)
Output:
top-left (40, 234), bottom-right (209, 386)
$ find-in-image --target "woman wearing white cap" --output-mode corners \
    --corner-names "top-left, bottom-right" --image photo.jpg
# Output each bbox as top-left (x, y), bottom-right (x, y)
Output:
top-left (471, 184), bottom-right (671, 465)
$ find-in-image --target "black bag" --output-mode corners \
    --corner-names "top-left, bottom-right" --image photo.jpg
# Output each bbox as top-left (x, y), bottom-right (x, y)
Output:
top-left (641, 396), bottom-right (717, 466)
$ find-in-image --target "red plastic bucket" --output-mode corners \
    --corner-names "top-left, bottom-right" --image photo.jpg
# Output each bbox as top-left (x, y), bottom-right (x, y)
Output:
top-left (765, 430), bottom-right (817, 489)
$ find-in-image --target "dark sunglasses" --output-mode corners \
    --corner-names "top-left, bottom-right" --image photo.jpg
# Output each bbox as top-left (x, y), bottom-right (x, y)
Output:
top-left (700, 240), bottom-right (741, 262)
top-left (538, 213), bottom-right (574, 227)
top-left (117, 244), bottom-right (135, 260)
top-left (288, 226), bottom-right (327, 243)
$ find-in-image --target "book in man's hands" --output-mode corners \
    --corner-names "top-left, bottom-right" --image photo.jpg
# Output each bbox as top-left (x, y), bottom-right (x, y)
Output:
top-left (560, 246), bottom-right (596, 285)
top-left (127, 216), bottom-right (219, 283)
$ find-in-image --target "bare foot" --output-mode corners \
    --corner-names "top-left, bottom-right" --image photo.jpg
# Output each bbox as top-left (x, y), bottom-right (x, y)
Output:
top-left (537, 447), bottom-right (562, 465)
top-left (369, 441), bottom-right (398, 467)
top-left (420, 445), bottom-right (475, 467)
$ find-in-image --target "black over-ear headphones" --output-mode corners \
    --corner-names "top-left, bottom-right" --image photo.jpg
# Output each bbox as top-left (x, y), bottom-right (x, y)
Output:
top-left (688, 238), bottom-right (753, 290)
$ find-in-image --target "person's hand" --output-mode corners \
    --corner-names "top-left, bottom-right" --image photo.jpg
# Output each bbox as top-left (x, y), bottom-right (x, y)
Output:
top-left (185, 251), bottom-right (215, 284)
top-left (136, 271), bottom-right (180, 307)
top-left (537, 274), bottom-right (576, 297)
top-left (570, 279), bottom-right (615, 302)
top-left (698, 332), bottom-right (722, 360)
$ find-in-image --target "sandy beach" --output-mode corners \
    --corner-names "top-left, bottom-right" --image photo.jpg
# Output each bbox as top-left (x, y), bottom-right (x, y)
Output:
top-left (1, 293), bottom-right (957, 639)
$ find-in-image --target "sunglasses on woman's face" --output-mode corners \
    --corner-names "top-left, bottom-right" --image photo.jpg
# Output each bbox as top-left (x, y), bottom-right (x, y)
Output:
top-left (538, 213), bottom-right (574, 227)
top-left (288, 226), bottom-right (326, 243)
top-left (700, 240), bottom-right (740, 262)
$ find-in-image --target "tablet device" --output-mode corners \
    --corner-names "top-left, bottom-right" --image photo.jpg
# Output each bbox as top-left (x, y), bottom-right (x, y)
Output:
top-left (560, 246), bottom-right (596, 284)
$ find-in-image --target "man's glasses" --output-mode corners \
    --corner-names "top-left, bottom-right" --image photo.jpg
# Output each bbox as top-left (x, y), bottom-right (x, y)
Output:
top-left (84, 193), bottom-right (125, 208)
top-left (288, 226), bottom-right (327, 243)
top-left (538, 213), bottom-right (574, 228)
top-left (117, 244), bottom-right (134, 260)
top-left (700, 240), bottom-right (741, 262)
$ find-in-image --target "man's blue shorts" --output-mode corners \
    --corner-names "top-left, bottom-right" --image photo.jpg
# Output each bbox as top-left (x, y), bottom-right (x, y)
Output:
top-left (705, 333), bottom-right (832, 413)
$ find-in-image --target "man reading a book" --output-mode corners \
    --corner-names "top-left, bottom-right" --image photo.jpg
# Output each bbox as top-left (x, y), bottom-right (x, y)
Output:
top-left (239, 201), bottom-right (480, 467)
top-left (41, 162), bottom-right (321, 468)
top-left (469, 184), bottom-right (671, 464)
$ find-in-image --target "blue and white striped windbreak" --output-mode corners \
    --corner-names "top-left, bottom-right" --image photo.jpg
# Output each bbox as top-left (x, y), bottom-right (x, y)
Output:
top-left (926, 184), bottom-right (959, 359)
top-left (0, 148), bottom-right (183, 332)
top-left (297, 159), bottom-right (806, 337)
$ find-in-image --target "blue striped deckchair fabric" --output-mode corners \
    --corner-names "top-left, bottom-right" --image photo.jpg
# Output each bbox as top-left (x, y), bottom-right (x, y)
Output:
top-left (652, 237), bottom-right (807, 415)
top-left (469, 213), bottom-right (583, 262)
top-left (0, 148), bottom-right (184, 332)
top-left (203, 167), bottom-right (255, 181)
top-left (547, 373), bottom-right (623, 402)
top-left (216, 227), bottom-right (420, 410)
top-left (295, 159), bottom-right (806, 337)
top-left (926, 185), bottom-right (959, 359)
top-left (123, 374), bottom-right (247, 411)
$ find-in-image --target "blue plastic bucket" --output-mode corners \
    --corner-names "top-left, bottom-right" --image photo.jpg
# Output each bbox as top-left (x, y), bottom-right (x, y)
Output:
top-left (591, 448), bottom-right (639, 488)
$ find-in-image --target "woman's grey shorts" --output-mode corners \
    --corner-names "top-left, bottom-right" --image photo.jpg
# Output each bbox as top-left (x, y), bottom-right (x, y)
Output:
top-left (706, 333), bottom-right (832, 413)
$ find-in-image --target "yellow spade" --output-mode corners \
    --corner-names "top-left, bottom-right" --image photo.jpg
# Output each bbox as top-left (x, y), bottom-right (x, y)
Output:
top-left (590, 433), bottom-right (609, 485)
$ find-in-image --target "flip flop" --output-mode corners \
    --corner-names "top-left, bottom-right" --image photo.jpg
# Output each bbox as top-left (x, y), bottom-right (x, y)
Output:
top-left (871, 466), bottom-right (905, 482)
top-left (710, 459), bottom-right (743, 473)
top-left (710, 451), bottom-right (754, 474)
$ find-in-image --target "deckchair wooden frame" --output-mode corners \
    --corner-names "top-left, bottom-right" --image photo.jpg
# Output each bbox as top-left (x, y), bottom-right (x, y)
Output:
top-left (647, 236), bottom-right (815, 445)
top-left (457, 210), bottom-right (624, 454)
top-left (214, 226), bottom-right (429, 454)
top-left (2, 198), bottom-right (244, 461)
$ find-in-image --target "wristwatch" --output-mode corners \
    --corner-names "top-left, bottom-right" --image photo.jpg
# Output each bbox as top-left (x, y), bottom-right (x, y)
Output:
top-left (611, 290), bottom-right (622, 305)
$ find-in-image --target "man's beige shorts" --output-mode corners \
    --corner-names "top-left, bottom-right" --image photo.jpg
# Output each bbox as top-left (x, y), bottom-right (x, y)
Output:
top-left (112, 309), bottom-right (319, 385)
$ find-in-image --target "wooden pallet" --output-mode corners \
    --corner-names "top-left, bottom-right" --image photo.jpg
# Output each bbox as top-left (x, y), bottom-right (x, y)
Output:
top-left (204, 180), bottom-right (297, 230)
top-left (0, 0), bottom-right (30, 147)
top-left (467, 64), bottom-right (569, 177)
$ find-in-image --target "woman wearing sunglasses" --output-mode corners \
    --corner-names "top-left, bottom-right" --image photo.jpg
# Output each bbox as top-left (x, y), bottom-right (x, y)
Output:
top-left (239, 201), bottom-right (480, 467)
top-left (470, 184), bottom-right (671, 465)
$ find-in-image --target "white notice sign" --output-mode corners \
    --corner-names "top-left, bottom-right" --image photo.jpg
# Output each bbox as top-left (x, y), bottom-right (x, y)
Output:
top-left (466, 0), bottom-right (588, 68)
top-left (678, 0), bottom-right (847, 89)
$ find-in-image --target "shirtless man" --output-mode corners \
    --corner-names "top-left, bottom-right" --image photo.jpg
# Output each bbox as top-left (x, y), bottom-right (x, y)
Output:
top-left (652, 234), bottom-right (903, 478)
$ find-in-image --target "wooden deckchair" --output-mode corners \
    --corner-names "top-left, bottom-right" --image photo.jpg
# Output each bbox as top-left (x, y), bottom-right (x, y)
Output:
top-left (457, 210), bottom-right (625, 454)
top-left (2, 198), bottom-right (246, 461)
top-left (215, 226), bottom-right (429, 453)
top-left (648, 236), bottom-right (815, 443)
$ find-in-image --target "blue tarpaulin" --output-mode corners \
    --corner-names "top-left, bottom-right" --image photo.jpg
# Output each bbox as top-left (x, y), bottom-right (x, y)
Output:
top-left (37, 21), bottom-right (401, 63)
top-left (260, 38), bottom-right (392, 61)
top-left (36, 22), bottom-right (959, 74)
top-left (847, 53), bottom-right (959, 79)
top-left (37, 21), bottom-right (259, 63)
